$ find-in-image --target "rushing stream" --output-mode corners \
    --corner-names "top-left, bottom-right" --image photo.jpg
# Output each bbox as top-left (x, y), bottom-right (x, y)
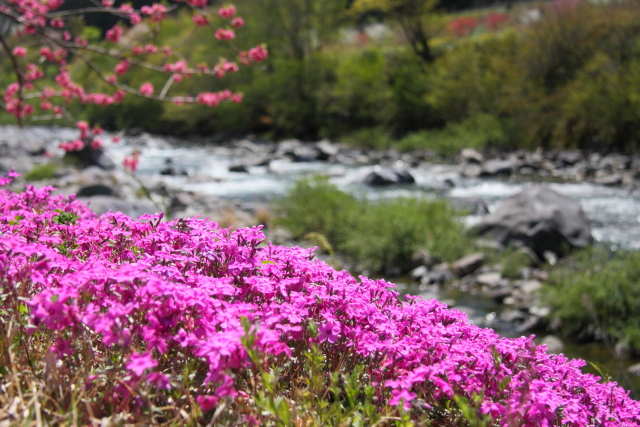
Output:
top-left (106, 141), bottom-right (640, 251)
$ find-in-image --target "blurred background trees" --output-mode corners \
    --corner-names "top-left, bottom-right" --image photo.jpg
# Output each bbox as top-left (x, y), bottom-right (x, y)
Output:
top-left (3, 0), bottom-right (640, 153)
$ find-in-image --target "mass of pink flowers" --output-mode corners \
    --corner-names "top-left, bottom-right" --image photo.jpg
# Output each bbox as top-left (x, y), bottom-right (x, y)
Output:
top-left (0, 0), bottom-right (267, 154)
top-left (0, 173), bottom-right (639, 425)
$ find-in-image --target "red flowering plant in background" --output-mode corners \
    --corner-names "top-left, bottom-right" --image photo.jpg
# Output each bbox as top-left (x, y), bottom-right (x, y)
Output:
top-left (0, 0), bottom-right (267, 166)
top-left (484, 12), bottom-right (509, 31)
top-left (447, 16), bottom-right (479, 37)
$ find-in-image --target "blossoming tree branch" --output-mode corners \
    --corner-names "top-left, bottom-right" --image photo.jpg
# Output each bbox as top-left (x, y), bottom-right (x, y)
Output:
top-left (0, 0), bottom-right (267, 166)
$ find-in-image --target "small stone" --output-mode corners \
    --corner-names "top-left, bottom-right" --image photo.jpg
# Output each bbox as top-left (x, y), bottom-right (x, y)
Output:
top-left (490, 288), bottom-right (513, 304)
top-left (593, 173), bottom-right (622, 186)
top-left (459, 148), bottom-right (484, 164)
top-left (229, 164), bottom-right (249, 173)
top-left (423, 269), bottom-right (454, 285)
top-left (500, 309), bottom-right (526, 323)
top-left (628, 362), bottom-right (640, 376)
top-left (409, 265), bottom-right (429, 282)
top-left (518, 279), bottom-right (543, 295)
top-left (76, 183), bottom-right (115, 198)
top-left (516, 314), bottom-right (541, 332)
top-left (543, 251), bottom-right (558, 266)
top-left (615, 341), bottom-right (632, 359)
top-left (411, 248), bottom-right (440, 269)
top-left (476, 272), bottom-right (503, 287)
top-left (529, 306), bottom-right (550, 317)
top-left (503, 296), bottom-right (517, 305)
top-left (541, 335), bottom-right (565, 354)
top-left (451, 253), bottom-right (485, 278)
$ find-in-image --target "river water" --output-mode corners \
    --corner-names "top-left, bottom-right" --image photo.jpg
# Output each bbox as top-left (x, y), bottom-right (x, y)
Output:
top-left (105, 141), bottom-right (640, 251)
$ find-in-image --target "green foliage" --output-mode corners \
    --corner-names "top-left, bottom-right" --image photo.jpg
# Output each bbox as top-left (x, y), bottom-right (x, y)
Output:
top-left (341, 127), bottom-right (394, 150)
top-left (24, 163), bottom-right (57, 181)
top-left (545, 247), bottom-right (640, 354)
top-left (239, 320), bottom-right (425, 426)
top-left (396, 113), bottom-right (506, 156)
top-left (276, 175), bottom-right (360, 246)
top-left (342, 196), bottom-right (472, 274)
top-left (323, 46), bottom-right (395, 136)
top-left (496, 248), bottom-right (534, 280)
top-left (6, 0), bottom-right (640, 153)
top-left (276, 176), bottom-right (474, 275)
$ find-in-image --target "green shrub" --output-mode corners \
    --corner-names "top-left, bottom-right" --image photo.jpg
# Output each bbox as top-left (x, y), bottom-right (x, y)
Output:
top-left (24, 163), bottom-right (57, 181)
top-left (275, 175), bottom-right (361, 246)
top-left (545, 247), bottom-right (640, 354)
top-left (341, 127), bottom-right (394, 150)
top-left (496, 248), bottom-right (535, 279)
top-left (322, 46), bottom-right (396, 136)
top-left (343, 197), bottom-right (472, 274)
top-left (396, 113), bottom-right (506, 156)
top-left (276, 176), bottom-right (474, 275)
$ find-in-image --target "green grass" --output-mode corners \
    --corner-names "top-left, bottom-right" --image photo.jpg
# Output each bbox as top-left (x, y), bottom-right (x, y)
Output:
top-left (24, 163), bottom-right (57, 181)
top-left (544, 247), bottom-right (640, 353)
top-left (276, 176), bottom-right (475, 275)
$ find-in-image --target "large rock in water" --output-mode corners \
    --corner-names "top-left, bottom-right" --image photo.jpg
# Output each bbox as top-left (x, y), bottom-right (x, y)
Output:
top-left (472, 187), bottom-right (592, 257)
top-left (363, 168), bottom-right (415, 186)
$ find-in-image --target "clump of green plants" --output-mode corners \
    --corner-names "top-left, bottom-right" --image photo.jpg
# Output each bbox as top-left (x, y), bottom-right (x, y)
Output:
top-left (494, 247), bottom-right (536, 279)
top-left (276, 176), bottom-right (474, 275)
top-left (276, 175), bottom-right (361, 246)
top-left (396, 114), bottom-right (507, 156)
top-left (341, 127), bottom-right (395, 151)
top-left (23, 163), bottom-right (57, 181)
top-left (545, 247), bottom-right (640, 354)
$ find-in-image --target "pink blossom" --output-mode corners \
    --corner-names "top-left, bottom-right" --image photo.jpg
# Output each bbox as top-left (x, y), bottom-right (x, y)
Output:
top-left (105, 25), bottom-right (123, 43)
top-left (218, 6), bottom-right (237, 18)
top-left (126, 352), bottom-right (158, 376)
top-left (139, 82), bottom-right (154, 96)
top-left (193, 14), bottom-right (208, 26)
top-left (215, 29), bottom-right (235, 41)
top-left (12, 46), bottom-right (27, 57)
top-left (114, 60), bottom-right (130, 76)
top-left (231, 17), bottom-right (244, 28)
top-left (196, 395), bottom-right (218, 412)
top-left (247, 45), bottom-right (268, 63)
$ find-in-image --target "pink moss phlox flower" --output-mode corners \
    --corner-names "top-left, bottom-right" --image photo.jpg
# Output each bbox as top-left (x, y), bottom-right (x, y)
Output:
top-left (0, 171), bottom-right (638, 426)
top-left (126, 352), bottom-right (158, 377)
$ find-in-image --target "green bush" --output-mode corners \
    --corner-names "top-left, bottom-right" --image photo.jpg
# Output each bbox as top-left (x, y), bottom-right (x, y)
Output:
top-left (341, 127), bottom-right (394, 150)
top-left (322, 46), bottom-right (395, 136)
top-left (24, 163), bottom-right (57, 181)
top-left (276, 176), bottom-right (474, 275)
top-left (343, 197), bottom-right (472, 274)
top-left (276, 175), bottom-right (361, 246)
top-left (395, 113), bottom-right (506, 156)
top-left (545, 247), bottom-right (640, 354)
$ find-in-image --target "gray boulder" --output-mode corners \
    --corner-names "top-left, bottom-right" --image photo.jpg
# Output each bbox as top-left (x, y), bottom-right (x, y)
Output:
top-left (316, 140), bottom-right (339, 160)
top-left (76, 184), bottom-right (115, 198)
top-left (451, 253), bottom-right (485, 278)
top-left (459, 148), bottom-right (484, 164)
top-left (66, 144), bottom-right (115, 170)
top-left (540, 335), bottom-right (565, 354)
top-left (364, 168), bottom-right (415, 186)
top-left (480, 159), bottom-right (518, 177)
top-left (473, 186), bottom-right (592, 257)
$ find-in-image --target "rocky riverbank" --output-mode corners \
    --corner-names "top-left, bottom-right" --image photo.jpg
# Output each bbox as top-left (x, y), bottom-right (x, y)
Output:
top-left (3, 125), bottom-right (640, 378)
